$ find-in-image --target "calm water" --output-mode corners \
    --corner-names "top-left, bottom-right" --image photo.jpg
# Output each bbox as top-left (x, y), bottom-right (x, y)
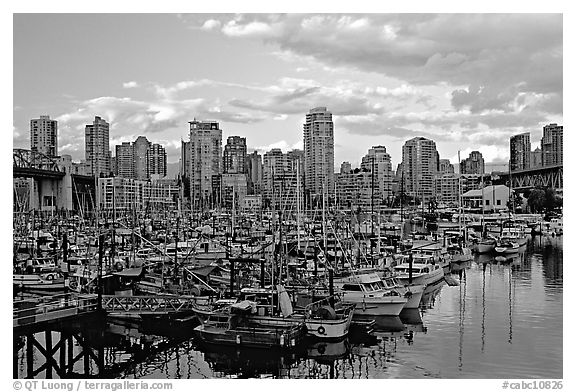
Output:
top-left (15, 236), bottom-right (563, 379)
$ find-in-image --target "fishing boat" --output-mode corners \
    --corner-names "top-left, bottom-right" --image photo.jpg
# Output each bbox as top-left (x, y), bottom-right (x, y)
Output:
top-left (335, 273), bottom-right (408, 317)
top-left (193, 299), bottom-right (307, 350)
top-left (243, 286), bottom-right (355, 341)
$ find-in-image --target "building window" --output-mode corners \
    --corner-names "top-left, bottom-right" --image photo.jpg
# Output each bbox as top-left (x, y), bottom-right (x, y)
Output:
top-left (485, 199), bottom-right (490, 206)
top-left (496, 199), bottom-right (501, 206)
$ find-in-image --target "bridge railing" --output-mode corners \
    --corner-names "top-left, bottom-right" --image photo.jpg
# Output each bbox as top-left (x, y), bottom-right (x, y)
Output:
top-left (13, 293), bottom-right (98, 327)
top-left (102, 295), bottom-right (199, 313)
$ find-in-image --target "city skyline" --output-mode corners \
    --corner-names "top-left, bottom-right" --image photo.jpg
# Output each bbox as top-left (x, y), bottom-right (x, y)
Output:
top-left (13, 14), bottom-right (562, 169)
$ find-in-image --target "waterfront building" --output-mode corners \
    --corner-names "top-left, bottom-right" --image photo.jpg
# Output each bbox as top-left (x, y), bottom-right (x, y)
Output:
top-left (401, 137), bottom-right (439, 203)
top-left (97, 177), bottom-right (178, 211)
top-left (246, 151), bottom-right (263, 195)
top-left (460, 151), bottom-right (485, 174)
top-left (188, 119), bottom-right (222, 208)
top-left (303, 107), bottom-right (334, 199)
top-left (439, 159), bottom-right (454, 174)
top-left (541, 123), bottom-right (563, 167)
top-left (224, 136), bottom-right (247, 174)
top-left (462, 185), bottom-right (511, 212)
top-left (85, 116), bottom-right (111, 177)
top-left (30, 115), bottom-right (58, 157)
top-left (510, 133), bottom-right (531, 171)
top-left (434, 173), bottom-right (460, 206)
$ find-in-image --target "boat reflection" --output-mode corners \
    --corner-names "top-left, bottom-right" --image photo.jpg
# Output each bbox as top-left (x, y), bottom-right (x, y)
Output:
top-left (421, 279), bottom-right (445, 309)
top-left (199, 343), bottom-right (303, 378)
top-left (306, 339), bottom-right (349, 363)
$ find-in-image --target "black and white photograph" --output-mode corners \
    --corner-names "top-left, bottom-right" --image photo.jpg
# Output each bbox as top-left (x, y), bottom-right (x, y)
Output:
top-left (8, 5), bottom-right (566, 385)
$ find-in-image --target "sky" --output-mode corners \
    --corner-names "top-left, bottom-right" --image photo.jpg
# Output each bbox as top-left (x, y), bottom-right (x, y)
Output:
top-left (12, 13), bottom-right (563, 172)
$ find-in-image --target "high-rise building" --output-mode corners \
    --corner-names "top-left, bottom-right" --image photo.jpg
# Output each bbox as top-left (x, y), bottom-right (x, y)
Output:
top-left (147, 143), bottom-right (167, 178)
top-left (133, 136), bottom-right (151, 180)
top-left (115, 142), bottom-right (134, 178)
top-left (263, 148), bottom-right (302, 210)
top-left (303, 107), bottom-right (334, 198)
top-left (460, 151), bottom-right (485, 174)
top-left (510, 133), bottom-right (531, 171)
top-left (360, 145), bottom-right (394, 205)
top-left (401, 137), bottom-right (439, 203)
top-left (541, 123), bottom-right (563, 166)
top-left (246, 151), bottom-right (263, 195)
top-left (85, 116), bottom-right (110, 177)
top-left (439, 159), bottom-right (455, 174)
top-left (30, 115), bottom-right (58, 157)
top-left (530, 147), bottom-right (542, 169)
top-left (188, 119), bottom-right (222, 207)
top-left (223, 136), bottom-right (247, 174)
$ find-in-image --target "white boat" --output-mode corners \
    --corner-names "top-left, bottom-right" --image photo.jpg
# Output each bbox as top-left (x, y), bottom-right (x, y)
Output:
top-left (380, 276), bottom-right (425, 309)
top-left (335, 273), bottom-right (408, 317)
top-left (392, 261), bottom-right (445, 287)
top-left (494, 240), bottom-right (520, 254)
top-left (13, 271), bottom-right (65, 292)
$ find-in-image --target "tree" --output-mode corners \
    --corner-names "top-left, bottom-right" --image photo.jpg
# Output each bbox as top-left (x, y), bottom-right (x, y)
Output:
top-left (543, 188), bottom-right (562, 212)
top-left (527, 189), bottom-right (546, 213)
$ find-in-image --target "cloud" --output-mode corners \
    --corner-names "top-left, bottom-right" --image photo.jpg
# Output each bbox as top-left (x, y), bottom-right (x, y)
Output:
top-left (252, 139), bottom-right (303, 154)
top-left (190, 14), bottom-right (562, 116)
top-left (122, 81), bottom-right (139, 89)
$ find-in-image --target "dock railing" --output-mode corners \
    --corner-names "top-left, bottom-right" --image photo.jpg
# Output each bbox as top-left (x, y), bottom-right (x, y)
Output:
top-left (13, 293), bottom-right (99, 328)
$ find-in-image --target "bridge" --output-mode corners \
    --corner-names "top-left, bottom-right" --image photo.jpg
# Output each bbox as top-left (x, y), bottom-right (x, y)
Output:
top-left (13, 149), bottom-right (96, 212)
top-left (492, 164), bottom-right (562, 191)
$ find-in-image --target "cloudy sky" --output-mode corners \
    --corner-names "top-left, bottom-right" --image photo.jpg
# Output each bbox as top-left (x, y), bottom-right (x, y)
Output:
top-left (13, 13), bottom-right (563, 172)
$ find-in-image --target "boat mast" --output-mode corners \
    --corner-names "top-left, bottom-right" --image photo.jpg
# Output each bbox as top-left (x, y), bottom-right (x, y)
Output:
top-left (296, 158), bottom-right (301, 251)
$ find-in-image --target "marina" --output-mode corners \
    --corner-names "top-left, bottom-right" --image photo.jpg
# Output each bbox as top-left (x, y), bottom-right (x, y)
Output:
top-left (13, 210), bottom-right (563, 379)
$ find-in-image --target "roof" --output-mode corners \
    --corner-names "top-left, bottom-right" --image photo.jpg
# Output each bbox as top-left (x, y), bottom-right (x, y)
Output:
top-left (113, 267), bottom-right (143, 278)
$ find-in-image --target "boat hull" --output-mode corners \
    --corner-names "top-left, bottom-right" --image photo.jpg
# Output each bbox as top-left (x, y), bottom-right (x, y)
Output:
top-left (342, 296), bottom-right (407, 317)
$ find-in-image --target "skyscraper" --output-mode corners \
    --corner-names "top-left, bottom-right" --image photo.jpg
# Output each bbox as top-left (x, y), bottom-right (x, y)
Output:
top-left (188, 119), bottom-right (222, 207)
top-left (85, 116), bottom-right (110, 177)
top-left (133, 136), bottom-right (151, 180)
top-left (401, 137), bottom-right (439, 203)
top-left (541, 123), bottom-right (563, 166)
top-left (360, 145), bottom-right (394, 205)
top-left (303, 107), bottom-right (334, 198)
top-left (510, 133), bottom-right (531, 171)
top-left (460, 151), bottom-right (485, 174)
top-left (30, 115), bottom-right (58, 157)
top-left (115, 142), bottom-right (134, 178)
top-left (147, 143), bottom-right (167, 178)
top-left (246, 151), bottom-right (263, 195)
top-left (223, 136), bottom-right (247, 174)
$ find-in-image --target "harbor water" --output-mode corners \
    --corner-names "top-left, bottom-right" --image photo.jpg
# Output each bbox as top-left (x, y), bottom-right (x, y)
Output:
top-left (15, 235), bottom-right (562, 379)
